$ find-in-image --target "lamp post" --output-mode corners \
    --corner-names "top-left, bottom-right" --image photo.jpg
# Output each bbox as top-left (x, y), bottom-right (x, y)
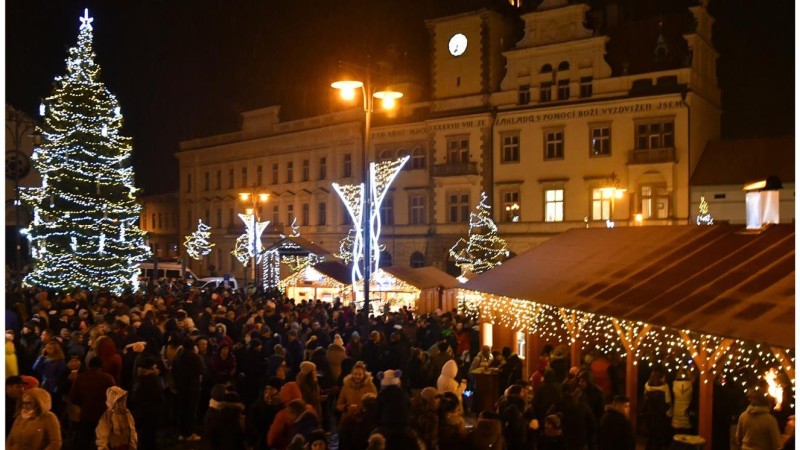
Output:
top-left (600, 172), bottom-right (626, 228)
top-left (331, 65), bottom-right (402, 319)
top-left (238, 191), bottom-right (269, 288)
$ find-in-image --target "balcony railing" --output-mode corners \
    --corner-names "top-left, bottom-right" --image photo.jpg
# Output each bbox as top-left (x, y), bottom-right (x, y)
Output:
top-left (432, 162), bottom-right (478, 177)
top-left (628, 147), bottom-right (676, 164)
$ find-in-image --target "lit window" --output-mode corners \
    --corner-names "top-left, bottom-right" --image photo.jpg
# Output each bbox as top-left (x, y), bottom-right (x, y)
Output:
top-left (641, 185), bottom-right (670, 219)
top-left (545, 189), bottom-right (564, 222)
top-left (592, 188), bottom-right (612, 220)
top-left (516, 331), bottom-right (526, 359)
top-left (502, 191), bottom-right (520, 222)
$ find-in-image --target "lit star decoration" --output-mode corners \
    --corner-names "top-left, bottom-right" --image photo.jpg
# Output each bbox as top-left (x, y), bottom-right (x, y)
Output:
top-left (20, 9), bottom-right (150, 293)
top-left (238, 213), bottom-right (269, 262)
top-left (183, 220), bottom-right (215, 260)
top-left (696, 196), bottom-right (714, 225)
top-left (449, 192), bottom-right (510, 276)
top-left (458, 291), bottom-right (795, 397)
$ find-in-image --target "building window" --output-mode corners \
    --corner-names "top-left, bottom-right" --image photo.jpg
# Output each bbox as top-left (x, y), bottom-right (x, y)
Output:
top-left (641, 185), bottom-right (669, 219)
top-left (216, 170), bottom-right (221, 190)
top-left (318, 202), bottom-right (327, 226)
top-left (302, 203), bottom-right (309, 226)
top-left (502, 191), bottom-right (521, 222)
top-left (228, 169), bottom-right (234, 189)
top-left (544, 189), bottom-right (564, 222)
top-left (592, 188), bottom-right (613, 220)
top-left (302, 160), bottom-right (309, 181)
top-left (448, 193), bottom-right (470, 223)
top-left (228, 208), bottom-right (234, 227)
top-left (636, 120), bottom-right (674, 149)
top-left (540, 64), bottom-right (553, 74)
top-left (409, 195), bottom-right (426, 225)
top-left (151, 214), bottom-right (156, 229)
top-left (272, 205), bottom-right (280, 226)
top-left (186, 173), bottom-right (192, 193)
top-left (158, 213), bottom-right (163, 228)
top-left (398, 149), bottom-right (410, 168)
top-left (241, 167), bottom-right (248, 187)
top-left (287, 204), bottom-right (294, 225)
top-left (540, 82), bottom-right (553, 102)
top-left (411, 147), bottom-right (426, 169)
top-left (518, 85), bottom-right (531, 105)
top-left (557, 79), bottom-right (570, 100)
top-left (557, 61), bottom-right (570, 71)
top-left (216, 209), bottom-right (222, 228)
top-left (544, 129), bottom-right (564, 160)
top-left (344, 154), bottom-right (352, 177)
top-left (319, 157), bottom-right (327, 180)
top-left (380, 149), bottom-right (394, 163)
top-left (447, 137), bottom-right (469, 163)
top-left (380, 195), bottom-right (394, 225)
top-left (501, 133), bottom-right (520, 163)
top-left (379, 251), bottom-right (392, 268)
top-left (410, 251), bottom-right (425, 268)
top-left (286, 162), bottom-right (293, 183)
top-left (580, 77), bottom-right (593, 98)
top-left (590, 125), bottom-right (611, 157)
top-left (203, 172), bottom-right (209, 191)
top-left (256, 165), bottom-right (263, 186)
top-left (272, 163), bottom-right (279, 184)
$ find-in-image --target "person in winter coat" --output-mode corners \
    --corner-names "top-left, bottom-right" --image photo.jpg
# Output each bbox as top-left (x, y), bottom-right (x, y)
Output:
top-left (498, 385), bottom-right (528, 450)
top-left (326, 334), bottom-right (347, 383)
top-left (467, 410), bottom-right (505, 450)
top-left (438, 358), bottom-right (467, 399)
top-left (641, 371), bottom-right (672, 450)
top-left (297, 361), bottom-right (323, 418)
top-left (245, 377), bottom-right (283, 450)
top-left (130, 352), bottom-right (163, 450)
top-left (336, 361), bottom-right (377, 422)
top-left (735, 388), bottom-right (782, 450)
top-left (409, 387), bottom-right (440, 450)
top-left (346, 331), bottom-right (363, 361)
top-left (6, 333), bottom-right (19, 377)
top-left (406, 348), bottom-right (433, 393)
top-left (209, 344), bottom-right (237, 384)
top-left (288, 398), bottom-right (323, 444)
top-left (339, 392), bottom-right (378, 450)
top-left (370, 385), bottom-right (424, 450)
top-left (575, 369), bottom-right (607, 423)
top-left (94, 335), bottom-right (123, 385)
top-left (671, 369), bottom-right (694, 433)
top-left (96, 386), bottom-right (138, 450)
top-left (268, 382), bottom-right (318, 450)
top-left (547, 389), bottom-right (596, 450)
top-left (18, 322), bottom-right (41, 376)
top-left (32, 340), bottom-right (67, 416)
top-left (69, 356), bottom-right (117, 449)
top-left (438, 391), bottom-right (469, 448)
top-left (171, 337), bottom-right (205, 441)
top-left (6, 387), bottom-right (62, 450)
top-left (200, 385), bottom-right (246, 450)
top-left (597, 395), bottom-right (635, 450)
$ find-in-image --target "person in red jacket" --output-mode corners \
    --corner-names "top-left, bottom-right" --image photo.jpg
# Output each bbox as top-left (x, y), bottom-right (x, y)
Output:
top-left (267, 381), bottom-right (317, 450)
top-left (68, 356), bottom-right (116, 450)
top-left (93, 335), bottom-right (122, 385)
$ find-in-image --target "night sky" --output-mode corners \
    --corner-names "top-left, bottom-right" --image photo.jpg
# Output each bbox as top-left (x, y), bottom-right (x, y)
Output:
top-left (5, 0), bottom-right (795, 196)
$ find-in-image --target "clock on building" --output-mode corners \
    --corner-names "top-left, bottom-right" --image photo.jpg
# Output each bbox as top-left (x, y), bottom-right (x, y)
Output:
top-left (448, 33), bottom-right (468, 56)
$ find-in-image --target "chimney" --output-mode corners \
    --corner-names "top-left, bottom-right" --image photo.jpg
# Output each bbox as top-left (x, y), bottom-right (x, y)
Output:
top-left (743, 175), bottom-right (782, 230)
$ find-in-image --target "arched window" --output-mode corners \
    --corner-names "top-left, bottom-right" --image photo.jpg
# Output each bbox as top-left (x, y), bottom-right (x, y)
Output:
top-left (558, 61), bottom-right (570, 71)
top-left (411, 147), bottom-right (426, 170)
top-left (397, 149), bottom-right (410, 170)
top-left (410, 251), bottom-right (425, 268)
top-left (540, 64), bottom-right (553, 74)
top-left (380, 149), bottom-right (394, 162)
top-left (379, 251), bottom-right (392, 268)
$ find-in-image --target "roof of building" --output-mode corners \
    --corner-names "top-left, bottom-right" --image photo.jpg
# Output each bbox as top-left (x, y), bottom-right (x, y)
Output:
top-left (691, 137), bottom-right (795, 186)
top-left (312, 260), bottom-right (352, 285)
top-left (380, 266), bottom-right (461, 290)
top-left (265, 236), bottom-right (331, 257)
top-left (462, 224), bottom-right (794, 348)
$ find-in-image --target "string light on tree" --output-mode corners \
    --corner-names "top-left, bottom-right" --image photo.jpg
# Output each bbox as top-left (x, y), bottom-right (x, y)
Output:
top-left (20, 9), bottom-right (150, 293)
top-left (183, 220), bottom-right (214, 260)
top-left (450, 192), bottom-right (509, 277)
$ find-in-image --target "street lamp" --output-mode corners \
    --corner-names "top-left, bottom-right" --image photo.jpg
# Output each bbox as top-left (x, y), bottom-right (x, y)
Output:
top-left (599, 172), bottom-right (626, 228)
top-left (238, 191), bottom-right (269, 287)
top-left (331, 66), bottom-right (403, 319)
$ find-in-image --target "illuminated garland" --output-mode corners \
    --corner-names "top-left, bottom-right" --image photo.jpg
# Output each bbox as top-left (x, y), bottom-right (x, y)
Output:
top-left (334, 228), bottom-right (358, 264)
top-left (231, 234), bottom-right (250, 266)
top-left (238, 213), bottom-right (269, 263)
top-left (263, 249), bottom-right (281, 289)
top-left (20, 9), bottom-right (150, 294)
top-left (184, 220), bottom-right (215, 260)
top-left (450, 192), bottom-right (509, 275)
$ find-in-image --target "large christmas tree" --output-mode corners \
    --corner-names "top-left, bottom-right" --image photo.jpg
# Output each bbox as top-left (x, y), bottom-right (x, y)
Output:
top-left (449, 192), bottom-right (509, 275)
top-left (21, 9), bottom-right (150, 293)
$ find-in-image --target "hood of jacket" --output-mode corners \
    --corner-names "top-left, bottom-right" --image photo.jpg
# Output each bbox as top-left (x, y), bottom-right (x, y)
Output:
top-left (280, 381), bottom-right (303, 403)
top-left (343, 372), bottom-right (373, 389)
top-left (441, 359), bottom-right (458, 379)
top-left (95, 335), bottom-right (118, 359)
top-left (106, 386), bottom-right (128, 409)
top-left (745, 405), bottom-right (773, 415)
top-left (26, 387), bottom-right (52, 413)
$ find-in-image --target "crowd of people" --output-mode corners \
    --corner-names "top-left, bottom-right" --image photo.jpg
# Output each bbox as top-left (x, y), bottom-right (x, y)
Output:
top-left (3, 279), bottom-right (795, 450)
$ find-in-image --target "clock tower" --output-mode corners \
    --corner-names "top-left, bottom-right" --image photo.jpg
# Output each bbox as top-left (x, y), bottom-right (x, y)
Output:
top-left (427, 9), bottom-right (516, 111)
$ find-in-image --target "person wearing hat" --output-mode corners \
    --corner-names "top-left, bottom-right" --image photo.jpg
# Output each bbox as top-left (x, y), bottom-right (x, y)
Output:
top-left (597, 395), bottom-right (635, 450)
top-left (18, 321), bottom-right (41, 376)
top-left (6, 387), bottom-right (62, 449)
top-left (245, 377), bottom-right (284, 450)
top-left (326, 334), bottom-right (346, 383)
top-left (735, 386), bottom-right (782, 450)
top-left (345, 331), bottom-right (362, 361)
top-left (307, 429), bottom-right (329, 450)
top-left (268, 382), bottom-right (317, 450)
top-left (5, 376), bottom-right (24, 437)
top-left (285, 329), bottom-right (305, 381)
top-left (201, 384), bottom-right (246, 450)
top-left (409, 387), bottom-right (441, 450)
top-left (95, 386), bottom-right (138, 450)
top-left (297, 361), bottom-right (323, 418)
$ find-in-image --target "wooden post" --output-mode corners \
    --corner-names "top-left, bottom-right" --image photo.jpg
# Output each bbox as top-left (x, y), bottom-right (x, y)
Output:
top-left (679, 332), bottom-right (733, 450)
top-left (558, 309), bottom-right (593, 370)
top-left (611, 319), bottom-right (651, 432)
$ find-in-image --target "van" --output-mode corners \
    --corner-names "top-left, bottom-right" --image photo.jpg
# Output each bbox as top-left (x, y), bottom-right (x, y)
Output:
top-left (138, 262), bottom-right (199, 281)
top-left (197, 277), bottom-right (239, 290)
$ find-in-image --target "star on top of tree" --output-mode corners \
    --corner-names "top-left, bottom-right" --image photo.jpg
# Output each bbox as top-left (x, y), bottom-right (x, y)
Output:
top-left (79, 8), bottom-right (93, 31)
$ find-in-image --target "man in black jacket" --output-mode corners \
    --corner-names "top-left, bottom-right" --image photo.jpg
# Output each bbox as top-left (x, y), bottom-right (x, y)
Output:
top-left (597, 395), bottom-right (636, 450)
top-left (172, 336), bottom-right (205, 441)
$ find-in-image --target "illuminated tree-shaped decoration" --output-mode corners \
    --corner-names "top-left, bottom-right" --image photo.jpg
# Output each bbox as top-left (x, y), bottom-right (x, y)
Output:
top-left (184, 220), bottom-right (214, 260)
top-left (289, 217), bottom-right (301, 237)
top-left (334, 228), bottom-right (358, 264)
top-left (20, 9), bottom-right (150, 293)
top-left (231, 234), bottom-right (251, 266)
top-left (333, 155), bottom-right (409, 292)
top-left (449, 192), bottom-right (509, 275)
top-left (263, 249), bottom-right (281, 289)
top-left (238, 213), bottom-right (269, 262)
top-left (696, 195), bottom-right (714, 225)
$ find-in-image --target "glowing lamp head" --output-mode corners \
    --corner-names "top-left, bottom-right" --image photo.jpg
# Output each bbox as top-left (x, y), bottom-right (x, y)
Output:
top-left (331, 80), bottom-right (364, 101)
top-left (245, 208), bottom-right (254, 215)
top-left (635, 213), bottom-right (643, 224)
top-left (374, 90), bottom-right (403, 110)
top-left (258, 193), bottom-right (269, 202)
top-left (239, 192), bottom-right (251, 202)
top-left (615, 188), bottom-right (627, 199)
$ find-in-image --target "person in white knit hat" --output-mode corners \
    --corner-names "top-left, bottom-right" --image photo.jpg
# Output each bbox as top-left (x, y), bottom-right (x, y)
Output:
top-left (326, 334), bottom-right (346, 382)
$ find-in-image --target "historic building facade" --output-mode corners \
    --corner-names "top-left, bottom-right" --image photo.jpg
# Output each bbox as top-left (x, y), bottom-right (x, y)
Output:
top-left (138, 192), bottom-right (180, 260)
top-left (175, 0), bottom-right (722, 280)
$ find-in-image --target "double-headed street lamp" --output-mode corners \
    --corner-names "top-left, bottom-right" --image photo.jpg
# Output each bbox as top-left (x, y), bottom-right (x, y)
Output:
top-left (331, 66), bottom-right (403, 319)
top-left (238, 191), bottom-right (269, 287)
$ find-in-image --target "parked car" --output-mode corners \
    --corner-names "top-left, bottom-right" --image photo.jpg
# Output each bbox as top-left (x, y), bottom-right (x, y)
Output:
top-left (197, 276), bottom-right (238, 290)
top-left (139, 262), bottom-right (198, 281)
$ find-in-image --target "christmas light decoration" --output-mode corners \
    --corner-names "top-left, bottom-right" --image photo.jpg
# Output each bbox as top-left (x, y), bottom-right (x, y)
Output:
top-left (449, 192), bottom-right (509, 275)
top-left (20, 9), bottom-right (150, 293)
top-left (263, 249), bottom-right (281, 289)
top-left (696, 196), bottom-right (714, 225)
top-left (334, 228), bottom-right (358, 264)
top-left (289, 217), bottom-right (300, 237)
top-left (183, 220), bottom-right (215, 260)
top-left (231, 234), bottom-right (250, 266)
top-left (238, 213), bottom-right (269, 262)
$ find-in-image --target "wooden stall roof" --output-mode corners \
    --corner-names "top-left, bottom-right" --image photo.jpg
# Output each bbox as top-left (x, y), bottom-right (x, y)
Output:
top-left (381, 266), bottom-right (461, 290)
top-left (312, 261), bottom-right (352, 285)
top-left (463, 224), bottom-right (795, 348)
top-left (266, 236), bottom-right (332, 257)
